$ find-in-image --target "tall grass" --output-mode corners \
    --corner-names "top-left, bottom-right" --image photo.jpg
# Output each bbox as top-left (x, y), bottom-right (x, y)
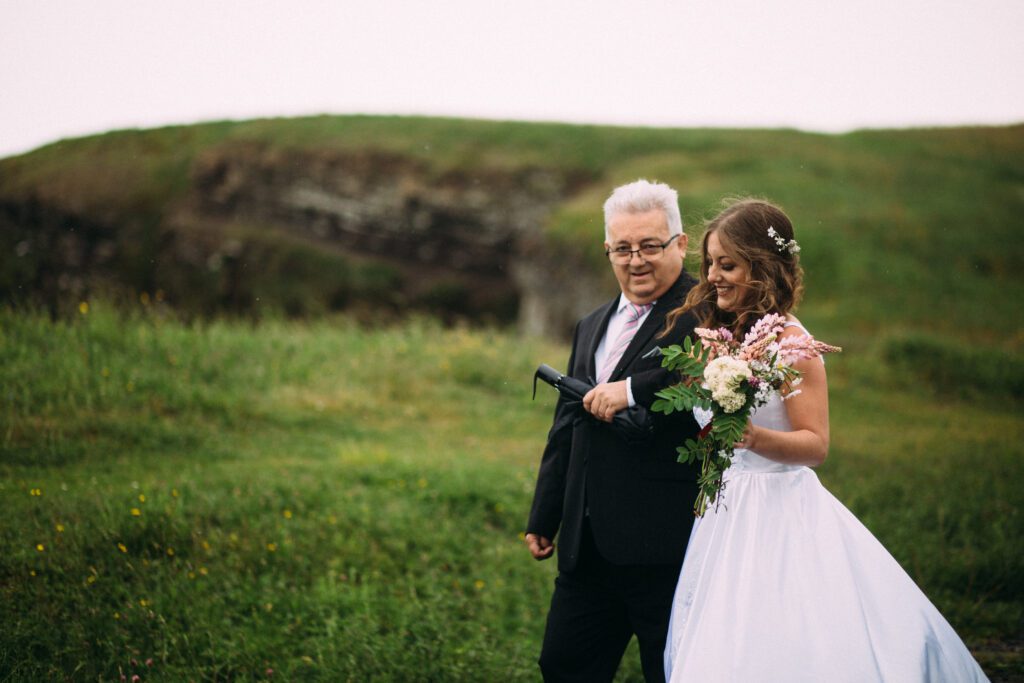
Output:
top-left (1, 303), bottom-right (1021, 680)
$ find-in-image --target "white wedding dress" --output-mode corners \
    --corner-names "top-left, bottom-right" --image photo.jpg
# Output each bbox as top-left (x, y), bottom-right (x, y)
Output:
top-left (663, 340), bottom-right (989, 682)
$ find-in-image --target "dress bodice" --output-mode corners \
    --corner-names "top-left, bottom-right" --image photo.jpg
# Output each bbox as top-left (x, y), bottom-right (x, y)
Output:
top-left (694, 395), bottom-right (804, 475)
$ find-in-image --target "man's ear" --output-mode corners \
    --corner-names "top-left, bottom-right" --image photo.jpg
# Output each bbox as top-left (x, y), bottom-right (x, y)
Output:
top-left (676, 233), bottom-right (689, 257)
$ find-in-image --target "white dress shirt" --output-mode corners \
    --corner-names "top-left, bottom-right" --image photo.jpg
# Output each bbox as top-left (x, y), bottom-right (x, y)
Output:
top-left (593, 293), bottom-right (655, 407)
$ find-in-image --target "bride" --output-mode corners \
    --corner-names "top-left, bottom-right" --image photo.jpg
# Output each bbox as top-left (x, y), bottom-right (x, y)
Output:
top-left (661, 199), bottom-right (988, 682)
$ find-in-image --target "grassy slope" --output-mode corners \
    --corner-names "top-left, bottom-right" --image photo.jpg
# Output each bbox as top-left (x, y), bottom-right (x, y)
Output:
top-left (2, 117), bottom-right (1022, 341)
top-left (1, 117), bottom-right (1022, 679)
top-left (1, 305), bottom-right (1021, 681)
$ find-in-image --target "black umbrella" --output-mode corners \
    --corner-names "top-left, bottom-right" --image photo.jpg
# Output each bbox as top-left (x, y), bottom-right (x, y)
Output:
top-left (533, 364), bottom-right (653, 444)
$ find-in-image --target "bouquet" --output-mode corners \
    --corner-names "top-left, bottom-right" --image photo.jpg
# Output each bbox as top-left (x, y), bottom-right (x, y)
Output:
top-left (652, 314), bottom-right (841, 516)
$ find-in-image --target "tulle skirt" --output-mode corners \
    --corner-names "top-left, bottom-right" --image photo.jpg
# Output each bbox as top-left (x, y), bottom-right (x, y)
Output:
top-left (663, 467), bottom-right (988, 682)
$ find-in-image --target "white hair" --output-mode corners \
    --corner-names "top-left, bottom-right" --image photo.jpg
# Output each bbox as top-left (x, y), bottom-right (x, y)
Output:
top-left (603, 179), bottom-right (683, 240)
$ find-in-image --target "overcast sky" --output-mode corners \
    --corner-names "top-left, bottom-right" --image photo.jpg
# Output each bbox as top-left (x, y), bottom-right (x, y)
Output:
top-left (2, 0), bottom-right (1022, 158)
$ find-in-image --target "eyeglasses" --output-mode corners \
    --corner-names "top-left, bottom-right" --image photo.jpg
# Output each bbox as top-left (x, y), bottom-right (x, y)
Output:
top-left (605, 234), bottom-right (680, 264)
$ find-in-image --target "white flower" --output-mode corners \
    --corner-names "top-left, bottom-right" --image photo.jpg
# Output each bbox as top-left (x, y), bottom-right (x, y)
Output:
top-left (753, 381), bottom-right (775, 407)
top-left (767, 225), bottom-right (800, 255)
top-left (704, 356), bottom-right (752, 413)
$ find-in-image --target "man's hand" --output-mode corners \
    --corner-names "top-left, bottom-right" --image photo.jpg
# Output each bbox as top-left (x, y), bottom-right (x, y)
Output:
top-left (583, 381), bottom-right (629, 423)
top-left (525, 533), bottom-right (554, 560)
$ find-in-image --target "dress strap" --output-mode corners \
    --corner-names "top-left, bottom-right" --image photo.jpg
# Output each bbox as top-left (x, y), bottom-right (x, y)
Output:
top-left (782, 321), bottom-right (808, 333)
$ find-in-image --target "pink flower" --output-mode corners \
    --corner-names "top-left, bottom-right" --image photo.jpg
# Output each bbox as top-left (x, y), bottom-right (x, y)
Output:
top-left (777, 336), bottom-right (842, 365)
top-left (742, 314), bottom-right (786, 348)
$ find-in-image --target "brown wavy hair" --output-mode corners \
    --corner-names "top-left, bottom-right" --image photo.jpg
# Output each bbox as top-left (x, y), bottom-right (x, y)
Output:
top-left (664, 197), bottom-right (804, 340)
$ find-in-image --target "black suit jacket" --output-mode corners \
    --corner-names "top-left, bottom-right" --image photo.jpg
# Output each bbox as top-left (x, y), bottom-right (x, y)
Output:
top-left (527, 272), bottom-right (702, 572)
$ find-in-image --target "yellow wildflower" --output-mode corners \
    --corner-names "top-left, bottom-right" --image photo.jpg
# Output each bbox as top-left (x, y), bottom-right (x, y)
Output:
top-left (56, 524), bottom-right (65, 533)
top-left (117, 543), bottom-right (127, 553)
top-left (131, 508), bottom-right (141, 517)
top-left (266, 543), bottom-right (278, 553)
top-left (283, 510), bottom-right (293, 519)
top-left (78, 301), bottom-right (89, 315)
top-left (138, 494), bottom-right (146, 503)
top-left (36, 544), bottom-right (44, 552)
top-left (166, 548), bottom-right (175, 557)
top-left (199, 567), bottom-right (208, 576)
top-left (474, 579), bottom-right (486, 590)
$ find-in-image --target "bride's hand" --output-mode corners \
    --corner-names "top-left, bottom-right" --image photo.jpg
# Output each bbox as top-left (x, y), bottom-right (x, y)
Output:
top-left (735, 420), bottom-right (758, 451)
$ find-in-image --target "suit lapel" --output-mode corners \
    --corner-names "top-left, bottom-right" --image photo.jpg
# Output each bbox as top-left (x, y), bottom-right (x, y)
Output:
top-left (583, 298), bottom-right (618, 382)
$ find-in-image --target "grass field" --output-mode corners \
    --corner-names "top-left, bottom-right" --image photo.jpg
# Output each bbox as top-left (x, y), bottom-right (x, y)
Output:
top-left (2, 116), bottom-right (1022, 680)
top-left (2, 302), bottom-right (1021, 681)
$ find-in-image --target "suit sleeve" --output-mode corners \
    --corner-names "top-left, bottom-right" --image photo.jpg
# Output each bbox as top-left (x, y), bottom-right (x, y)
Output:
top-left (525, 322), bottom-right (581, 540)
top-left (629, 366), bottom-right (678, 408)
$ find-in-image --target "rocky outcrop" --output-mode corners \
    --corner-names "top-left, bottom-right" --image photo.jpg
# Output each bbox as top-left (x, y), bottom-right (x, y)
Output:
top-left (174, 141), bottom-right (604, 336)
top-left (1, 139), bottom-right (608, 337)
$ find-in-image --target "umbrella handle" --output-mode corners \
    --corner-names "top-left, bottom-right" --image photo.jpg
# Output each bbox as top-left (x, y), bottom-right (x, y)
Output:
top-left (533, 364), bottom-right (564, 400)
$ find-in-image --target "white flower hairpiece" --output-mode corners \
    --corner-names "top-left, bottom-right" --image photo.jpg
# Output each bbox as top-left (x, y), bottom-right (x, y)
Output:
top-left (767, 226), bottom-right (800, 255)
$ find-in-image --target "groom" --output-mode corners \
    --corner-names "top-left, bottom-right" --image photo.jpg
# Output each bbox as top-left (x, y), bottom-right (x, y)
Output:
top-left (525, 180), bottom-right (702, 682)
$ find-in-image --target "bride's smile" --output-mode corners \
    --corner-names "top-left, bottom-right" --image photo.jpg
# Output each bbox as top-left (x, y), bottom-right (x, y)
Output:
top-left (706, 232), bottom-right (749, 311)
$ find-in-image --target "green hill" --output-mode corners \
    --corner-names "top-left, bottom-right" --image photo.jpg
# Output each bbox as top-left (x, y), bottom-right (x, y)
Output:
top-left (2, 116), bottom-right (1022, 344)
top-left (1, 117), bottom-right (1022, 679)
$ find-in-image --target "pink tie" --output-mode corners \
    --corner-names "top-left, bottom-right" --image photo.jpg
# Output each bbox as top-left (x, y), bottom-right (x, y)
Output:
top-left (597, 303), bottom-right (652, 384)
